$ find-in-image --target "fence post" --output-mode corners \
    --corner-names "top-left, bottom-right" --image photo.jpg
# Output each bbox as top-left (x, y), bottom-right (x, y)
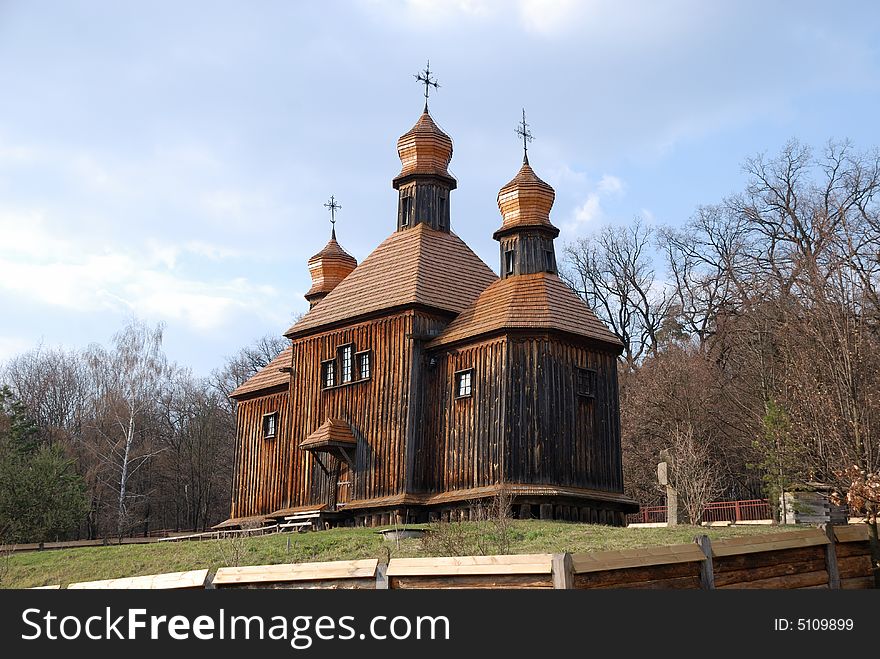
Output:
top-left (552, 553), bottom-right (574, 589)
top-left (820, 524), bottom-right (840, 589)
top-left (375, 557), bottom-right (389, 590)
top-left (693, 535), bottom-right (715, 589)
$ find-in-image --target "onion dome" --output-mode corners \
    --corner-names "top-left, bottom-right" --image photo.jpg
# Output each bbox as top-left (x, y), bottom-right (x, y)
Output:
top-left (494, 161), bottom-right (557, 237)
top-left (304, 230), bottom-right (357, 307)
top-left (392, 109), bottom-right (456, 189)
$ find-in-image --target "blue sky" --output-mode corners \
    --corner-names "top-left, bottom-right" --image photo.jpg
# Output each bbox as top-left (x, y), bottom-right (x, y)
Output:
top-left (1, 1), bottom-right (879, 375)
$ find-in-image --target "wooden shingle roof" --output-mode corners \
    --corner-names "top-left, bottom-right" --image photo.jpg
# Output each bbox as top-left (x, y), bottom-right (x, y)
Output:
top-left (229, 346), bottom-right (292, 399)
top-left (495, 161), bottom-right (557, 236)
top-left (393, 109), bottom-right (454, 185)
top-left (305, 232), bottom-right (358, 302)
top-left (427, 272), bottom-right (622, 349)
top-left (286, 223), bottom-right (498, 337)
top-left (300, 418), bottom-right (358, 451)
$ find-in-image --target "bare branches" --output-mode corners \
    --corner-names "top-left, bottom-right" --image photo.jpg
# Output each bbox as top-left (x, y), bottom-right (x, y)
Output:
top-left (563, 217), bottom-right (671, 370)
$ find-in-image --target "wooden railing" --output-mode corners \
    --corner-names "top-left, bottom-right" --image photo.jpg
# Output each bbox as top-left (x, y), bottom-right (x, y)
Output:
top-left (33, 525), bottom-right (876, 590)
top-left (626, 498), bottom-right (775, 525)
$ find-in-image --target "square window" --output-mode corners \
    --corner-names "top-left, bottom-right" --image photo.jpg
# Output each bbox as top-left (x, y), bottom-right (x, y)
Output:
top-left (262, 412), bottom-right (278, 439)
top-left (322, 359), bottom-right (336, 388)
top-left (340, 345), bottom-right (353, 383)
top-left (576, 367), bottom-right (597, 398)
top-left (505, 250), bottom-right (515, 275)
top-left (455, 369), bottom-right (473, 398)
top-left (357, 351), bottom-right (371, 380)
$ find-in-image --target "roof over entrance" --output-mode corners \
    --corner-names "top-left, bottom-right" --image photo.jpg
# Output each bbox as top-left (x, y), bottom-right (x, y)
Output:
top-left (300, 418), bottom-right (358, 452)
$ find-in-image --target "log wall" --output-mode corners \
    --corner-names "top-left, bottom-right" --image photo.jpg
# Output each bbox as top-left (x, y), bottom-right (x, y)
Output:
top-left (231, 388), bottom-right (290, 519)
top-left (504, 335), bottom-right (623, 493)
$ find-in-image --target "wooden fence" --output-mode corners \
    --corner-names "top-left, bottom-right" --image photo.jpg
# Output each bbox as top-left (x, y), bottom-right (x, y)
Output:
top-left (37, 525), bottom-right (876, 590)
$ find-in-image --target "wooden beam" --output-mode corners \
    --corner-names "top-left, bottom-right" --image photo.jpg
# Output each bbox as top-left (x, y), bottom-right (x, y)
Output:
top-left (822, 524), bottom-right (840, 589)
top-left (68, 569), bottom-right (209, 590)
top-left (693, 534), bottom-right (715, 590)
top-left (552, 553), bottom-right (573, 589)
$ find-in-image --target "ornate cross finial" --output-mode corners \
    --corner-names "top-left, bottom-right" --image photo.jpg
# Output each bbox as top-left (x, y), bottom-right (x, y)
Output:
top-left (324, 195), bottom-right (341, 238)
top-left (414, 60), bottom-right (439, 111)
top-left (515, 108), bottom-right (533, 165)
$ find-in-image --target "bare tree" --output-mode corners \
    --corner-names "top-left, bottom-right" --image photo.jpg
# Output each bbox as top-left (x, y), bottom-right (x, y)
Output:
top-left (667, 423), bottom-right (724, 524)
top-left (563, 218), bottom-right (670, 370)
top-left (84, 320), bottom-right (173, 537)
top-left (211, 332), bottom-right (290, 413)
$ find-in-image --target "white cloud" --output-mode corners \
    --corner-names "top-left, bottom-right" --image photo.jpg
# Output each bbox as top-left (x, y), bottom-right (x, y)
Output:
top-left (0, 336), bottom-right (32, 363)
top-left (0, 211), bottom-right (278, 333)
top-left (597, 174), bottom-right (624, 195)
top-left (563, 172), bottom-right (625, 233)
top-left (518, 0), bottom-right (583, 36)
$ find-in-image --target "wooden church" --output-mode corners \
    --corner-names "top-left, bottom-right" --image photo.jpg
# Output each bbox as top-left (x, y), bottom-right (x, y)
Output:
top-left (222, 78), bottom-right (637, 529)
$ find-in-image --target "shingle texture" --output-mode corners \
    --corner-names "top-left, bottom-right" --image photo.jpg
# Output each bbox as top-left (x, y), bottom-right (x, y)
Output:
top-left (393, 109), bottom-right (454, 182)
top-left (427, 272), bottom-right (622, 349)
top-left (287, 223), bottom-right (498, 336)
top-left (229, 346), bottom-right (292, 399)
top-left (300, 418), bottom-right (358, 450)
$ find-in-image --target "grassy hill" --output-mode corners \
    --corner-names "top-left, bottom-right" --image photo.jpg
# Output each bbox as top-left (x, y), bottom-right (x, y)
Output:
top-left (1, 521), bottom-right (793, 589)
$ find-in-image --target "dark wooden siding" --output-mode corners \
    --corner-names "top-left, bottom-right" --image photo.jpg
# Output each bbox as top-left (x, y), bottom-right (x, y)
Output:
top-left (285, 312), bottom-right (416, 510)
top-left (231, 389), bottom-right (290, 518)
top-left (499, 230), bottom-right (557, 277)
top-left (419, 337), bottom-right (506, 493)
top-left (504, 335), bottom-right (622, 492)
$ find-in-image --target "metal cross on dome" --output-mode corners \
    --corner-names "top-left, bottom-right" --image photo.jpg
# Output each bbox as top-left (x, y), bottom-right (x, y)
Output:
top-left (515, 108), bottom-right (533, 164)
top-left (414, 60), bottom-right (439, 110)
top-left (324, 195), bottom-right (341, 236)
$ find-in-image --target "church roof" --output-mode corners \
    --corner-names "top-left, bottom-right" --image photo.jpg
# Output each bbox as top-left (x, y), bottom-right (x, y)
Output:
top-left (229, 346), bottom-right (292, 399)
top-left (427, 272), bottom-right (622, 349)
top-left (286, 223), bottom-right (498, 337)
top-left (494, 161), bottom-right (558, 236)
top-left (305, 232), bottom-right (358, 301)
top-left (393, 109), bottom-right (454, 185)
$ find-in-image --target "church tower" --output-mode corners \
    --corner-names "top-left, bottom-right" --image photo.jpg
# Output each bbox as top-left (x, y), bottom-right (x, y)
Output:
top-left (303, 196), bottom-right (357, 308)
top-left (392, 63), bottom-right (456, 232)
top-left (493, 110), bottom-right (559, 277)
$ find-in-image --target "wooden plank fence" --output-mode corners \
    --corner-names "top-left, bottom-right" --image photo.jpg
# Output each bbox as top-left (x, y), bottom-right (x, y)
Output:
top-left (30, 525), bottom-right (876, 590)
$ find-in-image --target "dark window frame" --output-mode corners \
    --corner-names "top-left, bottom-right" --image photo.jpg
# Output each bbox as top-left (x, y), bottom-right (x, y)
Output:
top-left (505, 249), bottom-right (515, 275)
top-left (355, 350), bottom-right (372, 380)
top-left (576, 367), bottom-right (597, 398)
top-left (339, 343), bottom-right (354, 384)
top-left (322, 358), bottom-right (336, 389)
top-left (545, 249), bottom-right (555, 273)
top-left (454, 368), bottom-right (474, 399)
top-left (262, 411), bottom-right (279, 439)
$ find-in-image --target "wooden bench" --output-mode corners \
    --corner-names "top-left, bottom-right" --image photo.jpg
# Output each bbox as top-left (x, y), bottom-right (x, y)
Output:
top-left (279, 511), bottom-right (323, 532)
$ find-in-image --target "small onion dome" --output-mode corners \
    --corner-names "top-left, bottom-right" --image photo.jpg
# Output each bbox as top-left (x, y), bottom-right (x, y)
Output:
top-left (304, 232), bottom-right (357, 306)
top-left (392, 109), bottom-right (456, 189)
top-left (493, 162), bottom-right (558, 238)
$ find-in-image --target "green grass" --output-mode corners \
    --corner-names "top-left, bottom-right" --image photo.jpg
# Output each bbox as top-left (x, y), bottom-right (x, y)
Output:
top-left (1, 521), bottom-right (796, 589)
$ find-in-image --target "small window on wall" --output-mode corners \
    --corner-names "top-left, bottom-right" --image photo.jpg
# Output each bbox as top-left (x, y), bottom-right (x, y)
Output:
top-left (340, 344), bottom-right (353, 383)
top-left (545, 249), bottom-right (555, 273)
top-left (455, 369), bottom-right (473, 399)
top-left (401, 189), bottom-right (414, 226)
top-left (356, 351), bottom-right (372, 380)
top-left (505, 250), bottom-right (515, 275)
top-left (438, 191), bottom-right (448, 229)
top-left (576, 367), bottom-right (597, 398)
top-left (322, 359), bottom-right (336, 388)
top-left (262, 412), bottom-right (278, 439)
